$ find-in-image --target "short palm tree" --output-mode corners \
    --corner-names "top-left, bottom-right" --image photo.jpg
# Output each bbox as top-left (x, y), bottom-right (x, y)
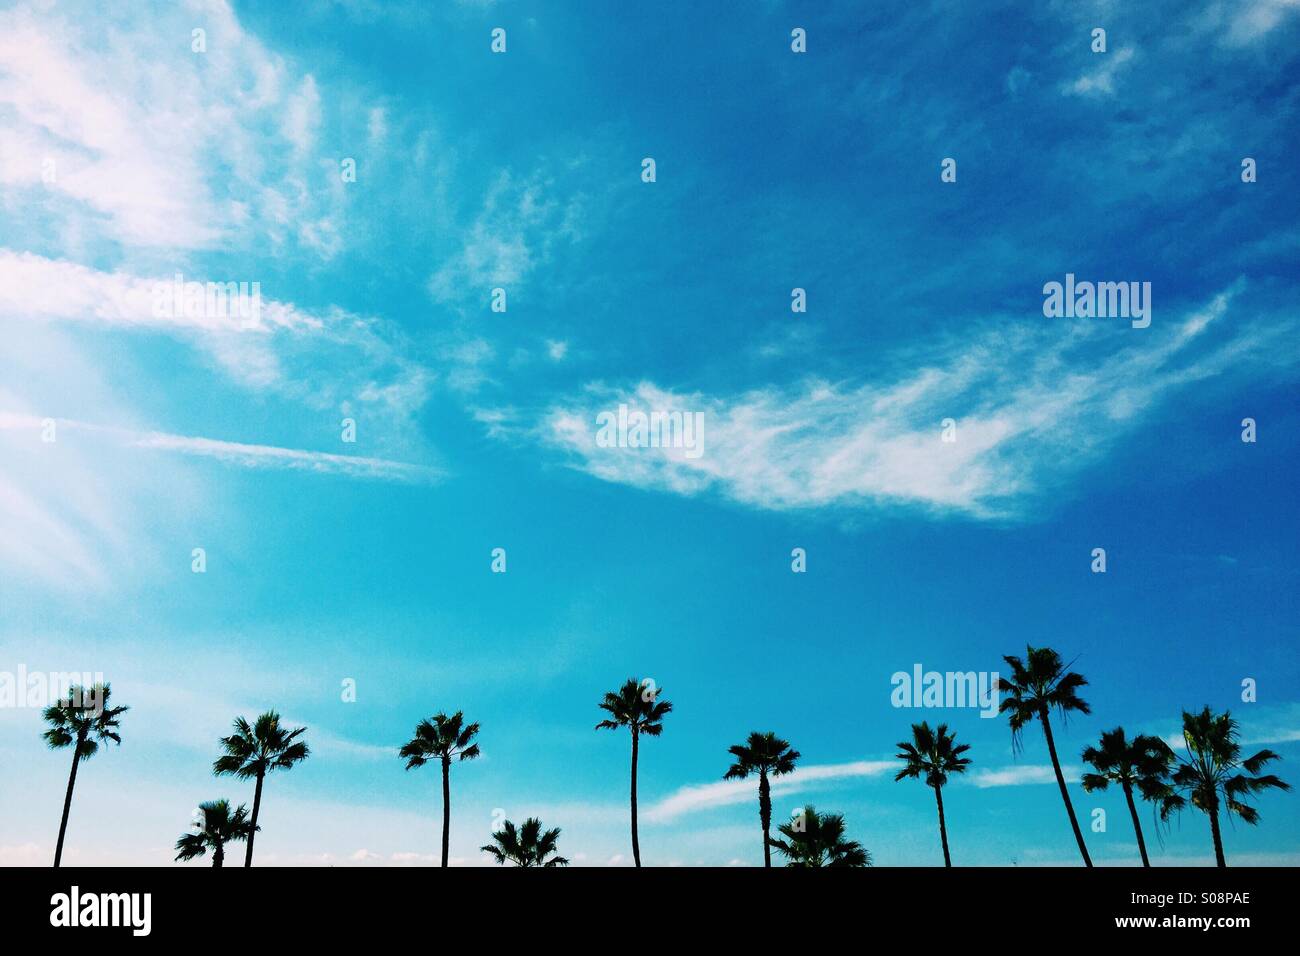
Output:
top-left (723, 731), bottom-right (800, 867)
top-left (173, 799), bottom-right (255, 867)
top-left (894, 721), bottom-right (971, 866)
top-left (769, 805), bottom-right (871, 867)
top-left (997, 646), bottom-right (1093, 866)
top-left (43, 683), bottom-right (128, 867)
top-left (1080, 727), bottom-right (1175, 867)
top-left (481, 817), bottom-right (568, 867)
top-left (399, 711), bottom-right (481, 867)
top-left (213, 711), bottom-right (309, 867)
top-left (1159, 706), bottom-right (1289, 867)
top-left (596, 678), bottom-right (672, 867)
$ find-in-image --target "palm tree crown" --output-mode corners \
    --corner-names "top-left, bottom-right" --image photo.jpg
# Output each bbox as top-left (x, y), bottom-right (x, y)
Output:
top-left (895, 721), bottom-right (971, 787)
top-left (400, 711), bottom-right (481, 768)
top-left (213, 711), bottom-right (310, 779)
top-left (596, 678), bottom-right (672, 736)
top-left (43, 682), bottom-right (128, 759)
top-left (769, 805), bottom-right (871, 867)
top-left (724, 730), bottom-right (800, 780)
top-left (174, 799), bottom-right (255, 866)
top-left (1080, 726), bottom-right (1174, 866)
top-left (481, 817), bottom-right (568, 867)
top-left (1160, 706), bottom-right (1289, 867)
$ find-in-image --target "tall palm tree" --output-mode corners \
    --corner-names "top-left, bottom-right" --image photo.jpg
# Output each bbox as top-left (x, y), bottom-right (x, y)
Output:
top-left (1080, 727), bottom-right (1175, 867)
top-left (894, 721), bottom-right (971, 866)
top-left (173, 799), bottom-right (255, 867)
top-left (1158, 706), bottom-right (1289, 867)
top-left (212, 711), bottom-right (309, 867)
top-left (996, 646), bottom-right (1093, 866)
top-left (480, 817), bottom-right (568, 867)
top-left (42, 683), bottom-right (128, 867)
top-left (769, 805), bottom-right (871, 867)
top-left (723, 731), bottom-right (800, 867)
top-left (399, 711), bottom-right (481, 867)
top-left (595, 678), bottom-right (672, 867)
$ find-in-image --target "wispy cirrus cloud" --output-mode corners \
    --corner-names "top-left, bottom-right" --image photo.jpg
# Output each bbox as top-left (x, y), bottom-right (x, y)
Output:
top-left (540, 289), bottom-right (1298, 519)
top-left (644, 760), bottom-right (895, 823)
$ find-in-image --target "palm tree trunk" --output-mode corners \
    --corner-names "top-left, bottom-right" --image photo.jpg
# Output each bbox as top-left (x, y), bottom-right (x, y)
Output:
top-left (244, 771), bottom-right (264, 867)
top-left (759, 769), bottom-right (772, 868)
top-left (1039, 708), bottom-right (1093, 866)
top-left (1208, 802), bottom-right (1227, 867)
top-left (213, 840), bottom-right (224, 868)
top-left (1122, 781), bottom-right (1150, 867)
top-left (53, 743), bottom-right (81, 867)
top-left (630, 728), bottom-right (641, 867)
top-left (934, 783), bottom-right (952, 867)
top-left (441, 756), bottom-right (451, 868)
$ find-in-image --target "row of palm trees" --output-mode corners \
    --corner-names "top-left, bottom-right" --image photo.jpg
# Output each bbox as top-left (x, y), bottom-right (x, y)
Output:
top-left (40, 645), bottom-right (1290, 867)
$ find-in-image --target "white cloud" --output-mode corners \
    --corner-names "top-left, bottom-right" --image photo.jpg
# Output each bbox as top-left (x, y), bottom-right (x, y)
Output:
top-left (541, 289), bottom-right (1297, 519)
top-left (1064, 46), bottom-right (1135, 97)
top-left (644, 760), bottom-right (895, 823)
top-left (968, 764), bottom-right (1074, 788)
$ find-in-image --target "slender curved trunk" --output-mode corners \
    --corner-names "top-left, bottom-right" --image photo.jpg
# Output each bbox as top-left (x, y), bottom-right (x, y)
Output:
top-left (213, 840), bottom-right (224, 868)
top-left (759, 769), bottom-right (772, 868)
top-left (441, 755), bottom-right (451, 868)
top-left (53, 740), bottom-right (82, 867)
top-left (934, 783), bottom-right (952, 867)
top-left (1039, 707), bottom-right (1092, 866)
top-left (1122, 781), bottom-right (1150, 867)
top-left (244, 771), bottom-right (265, 867)
top-left (1208, 801), bottom-right (1226, 867)
top-left (630, 728), bottom-right (641, 867)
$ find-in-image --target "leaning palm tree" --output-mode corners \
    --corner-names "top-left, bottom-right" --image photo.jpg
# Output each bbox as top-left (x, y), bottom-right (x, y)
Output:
top-left (996, 646), bottom-right (1093, 866)
top-left (723, 731), bottom-right (800, 867)
top-left (595, 678), bottom-right (672, 867)
top-left (481, 817), bottom-right (568, 867)
top-left (769, 805), bottom-right (871, 867)
top-left (1080, 727), bottom-right (1175, 867)
top-left (173, 799), bottom-right (255, 867)
top-left (43, 683), bottom-right (128, 867)
top-left (1158, 706), bottom-right (1289, 867)
top-left (894, 721), bottom-right (971, 866)
top-left (399, 711), bottom-right (481, 867)
top-left (212, 711), bottom-right (309, 867)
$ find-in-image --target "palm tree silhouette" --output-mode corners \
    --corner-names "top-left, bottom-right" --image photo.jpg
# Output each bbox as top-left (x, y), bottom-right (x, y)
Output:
top-left (894, 721), bottom-right (971, 866)
top-left (595, 678), bottom-right (672, 867)
top-left (1158, 706), bottom-right (1289, 867)
top-left (399, 711), bottom-right (481, 867)
top-left (43, 682), bottom-right (128, 867)
top-left (769, 805), bottom-right (871, 867)
top-left (996, 646), bottom-right (1093, 866)
top-left (1080, 727), bottom-right (1174, 867)
top-left (212, 711), bottom-right (309, 867)
top-left (173, 799), bottom-right (255, 867)
top-left (481, 817), bottom-right (568, 867)
top-left (723, 731), bottom-right (800, 867)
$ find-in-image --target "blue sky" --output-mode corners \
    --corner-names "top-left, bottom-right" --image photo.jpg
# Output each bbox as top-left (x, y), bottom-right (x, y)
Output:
top-left (1, 0), bottom-right (1298, 866)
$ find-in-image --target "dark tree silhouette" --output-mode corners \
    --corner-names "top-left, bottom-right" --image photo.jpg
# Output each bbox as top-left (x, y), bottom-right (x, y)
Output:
top-left (596, 678), bottom-right (672, 867)
top-left (174, 799), bottom-right (255, 867)
top-left (1080, 727), bottom-right (1174, 867)
top-left (1158, 706), bottom-right (1289, 867)
top-left (723, 731), bottom-right (800, 867)
top-left (399, 711), bottom-right (481, 867)
top-left (481, 817), bottom-right (568, 867)
top-left (997, 646), bottom-right (1093, 866)
top-left (895, 721), bottom-right (971, 866)
top-left (43, 683), bottom-right (128, 867)
top-left (768, 805), bottom-right (871, 867)
top-left (213, 711), bottom-right (309, 866)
